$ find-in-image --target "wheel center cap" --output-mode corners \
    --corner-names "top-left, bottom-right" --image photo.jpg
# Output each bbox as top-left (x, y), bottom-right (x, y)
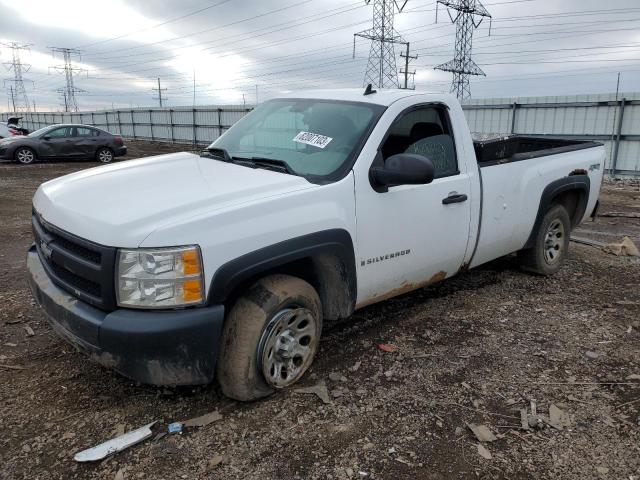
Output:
top-left (275, 330), bottom-right (296, 360)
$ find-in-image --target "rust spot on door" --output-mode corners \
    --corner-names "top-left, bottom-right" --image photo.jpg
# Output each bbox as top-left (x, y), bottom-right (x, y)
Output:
top-left (356, 271), bottom-right (447, 310)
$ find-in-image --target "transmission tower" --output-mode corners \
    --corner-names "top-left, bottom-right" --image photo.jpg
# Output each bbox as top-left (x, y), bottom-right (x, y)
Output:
top-left (434, 0), bottom-right (491, 100)
top-left (49, 47), bottom-right (87, 112)
top-left (354, 0), bottom-right (409, 89)
top-left (2, 42), bottom-right (32, 112)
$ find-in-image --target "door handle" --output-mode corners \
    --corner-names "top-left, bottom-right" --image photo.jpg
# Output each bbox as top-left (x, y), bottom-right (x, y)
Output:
top-left (442, 193), bottom-right (468, 205)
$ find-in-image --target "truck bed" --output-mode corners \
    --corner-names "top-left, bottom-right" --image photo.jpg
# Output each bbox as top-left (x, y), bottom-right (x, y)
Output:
top-left (473, 136), bottom-right (602, 166)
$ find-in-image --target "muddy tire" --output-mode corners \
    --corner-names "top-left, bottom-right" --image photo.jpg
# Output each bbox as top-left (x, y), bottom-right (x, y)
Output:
top-left (518, 204), bottom-right (571, 276)
top-left (217, 274), bottom-right (322, 401)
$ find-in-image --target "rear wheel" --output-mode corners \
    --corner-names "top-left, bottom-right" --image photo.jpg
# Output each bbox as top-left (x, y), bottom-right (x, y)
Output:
top-left (217, 274), bottom-right (322, 401)
top-left (96, 147), bottom-right (114, 163)
top-left (15, 147), bottom-right (36, 165)
top-left (518, 204), bottom-right (571, 276)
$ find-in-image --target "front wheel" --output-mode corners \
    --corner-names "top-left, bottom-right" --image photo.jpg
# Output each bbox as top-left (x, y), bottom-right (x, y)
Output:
top-left (96, 147), bottom-right (114, 163)
top-left (518, 204), bottom-right (571, 276)
top-left (15, 147), bottom-right (36, 165)
top-left (217, 274), bottom-right (322, 401)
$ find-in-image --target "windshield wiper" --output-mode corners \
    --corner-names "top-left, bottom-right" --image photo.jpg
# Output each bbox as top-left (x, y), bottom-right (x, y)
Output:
top-left (202, 148), bottom-right (297, 175)
top-left (232, 156), bottom-right (297, 175)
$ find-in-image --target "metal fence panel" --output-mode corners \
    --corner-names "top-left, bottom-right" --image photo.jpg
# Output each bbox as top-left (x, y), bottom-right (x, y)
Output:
top-left (1, 105), bottom-right (252, 146)
top-left (463, 92), bottom-right (640, 176)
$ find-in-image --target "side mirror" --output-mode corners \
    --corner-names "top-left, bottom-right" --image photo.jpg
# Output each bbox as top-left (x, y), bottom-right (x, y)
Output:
top-left (371, 153), bottom-right (435, 192)
top-left (42, 136), bottom-right (50, 141)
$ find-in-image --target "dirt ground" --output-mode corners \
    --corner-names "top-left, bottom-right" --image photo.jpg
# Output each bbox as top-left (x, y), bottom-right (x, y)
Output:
top-left (1, 141), bottom-right (639, 480)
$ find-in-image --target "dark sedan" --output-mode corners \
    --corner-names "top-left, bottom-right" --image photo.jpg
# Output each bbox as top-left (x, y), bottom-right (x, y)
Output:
top-left (0, 124), bottom-right (127, 165)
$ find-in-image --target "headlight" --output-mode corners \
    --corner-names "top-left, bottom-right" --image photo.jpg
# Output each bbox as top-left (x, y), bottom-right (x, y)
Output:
top-left (116, 246), bottom-right (204, 309)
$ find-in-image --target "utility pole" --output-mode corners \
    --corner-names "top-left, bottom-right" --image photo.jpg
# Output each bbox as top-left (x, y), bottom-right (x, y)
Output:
top-left (354, 0), bottom-right (409, 89)
top-left (400, 42), bottom-right (417, 89)
top-left (435, 0), bottom-right (491, 100)
top-left (152, 77), bottom-right (167, 107)
top-left (49, 47), bottom-right (87, 112)
top-left (609, 72), bottom-right (622, 172)
top-left (193, 70), bottom-right (196, 107)
top-left (2, 42), bottom-right (33, 112)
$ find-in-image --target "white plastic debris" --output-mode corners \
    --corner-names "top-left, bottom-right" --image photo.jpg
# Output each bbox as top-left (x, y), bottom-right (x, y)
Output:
top-left (73, 421), bottom-right (156, 462)
top-left (467, 424), bottom-right (497, 442)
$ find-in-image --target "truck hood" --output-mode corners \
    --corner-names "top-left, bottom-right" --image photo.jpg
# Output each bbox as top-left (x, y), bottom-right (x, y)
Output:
top-left (33, 152), bottom-right (315, 247)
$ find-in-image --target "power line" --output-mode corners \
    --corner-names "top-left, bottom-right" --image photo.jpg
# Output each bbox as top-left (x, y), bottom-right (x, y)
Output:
top-left (82, 0), bottom-right (321, 57)
top-left (76, 15), bottom-right (640, 91)
top-left (84, 18), bottom-right (370, 76)
top-left (77, 0), bottom-right (234, 49)
top-left (64, 5), bottom-right (640, 88)
top-left (83, 3), bottom-right (368, 78)
top-left (81, 1), bottom-right (632, 67)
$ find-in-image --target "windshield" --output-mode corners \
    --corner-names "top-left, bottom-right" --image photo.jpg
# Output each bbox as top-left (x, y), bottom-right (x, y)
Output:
top-left (28, 126), bottom-right (56, 138)
top-left (209, 99), bottom-right (384, 181)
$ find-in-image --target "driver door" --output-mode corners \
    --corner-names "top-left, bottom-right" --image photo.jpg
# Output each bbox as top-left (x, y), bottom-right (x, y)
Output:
top-left (354, 104), bottom-right (472, 307)
top-left (40, 126), bottom-right (73, 158)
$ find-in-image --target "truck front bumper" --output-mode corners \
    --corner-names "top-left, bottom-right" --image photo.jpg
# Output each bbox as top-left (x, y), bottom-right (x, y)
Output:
top-left (27, 246), bottom-right (224, 386)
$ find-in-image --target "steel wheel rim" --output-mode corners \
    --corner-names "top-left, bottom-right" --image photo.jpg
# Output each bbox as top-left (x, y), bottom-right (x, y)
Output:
top-left (98, 149), bottom-right (113, 163)
top-left (17, 149), bottom-right (34, 164)
top-left (258, 307), bottom-right (318, 389)
top-left (543, 219), bottom-right (565, 265)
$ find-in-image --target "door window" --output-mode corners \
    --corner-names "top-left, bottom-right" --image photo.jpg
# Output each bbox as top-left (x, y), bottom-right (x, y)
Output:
top-left (47, 127), bottom-right (71, 138)
top-left (380, 107), bottom-right (458, 179)
top-left (76, 127), bottom-right (99, 137)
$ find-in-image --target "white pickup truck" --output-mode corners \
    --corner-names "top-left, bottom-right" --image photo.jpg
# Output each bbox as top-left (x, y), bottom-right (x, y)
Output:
top-left (28, 88), bottom-right (604, 401)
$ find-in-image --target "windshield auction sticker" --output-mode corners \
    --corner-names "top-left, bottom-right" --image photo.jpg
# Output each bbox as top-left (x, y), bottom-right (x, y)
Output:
top-left (292, 131), bottom-right (333, 149)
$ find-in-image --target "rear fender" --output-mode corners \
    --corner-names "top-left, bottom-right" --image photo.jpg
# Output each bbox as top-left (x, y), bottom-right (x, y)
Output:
top-left (524, 175), bottom-right (590, 249)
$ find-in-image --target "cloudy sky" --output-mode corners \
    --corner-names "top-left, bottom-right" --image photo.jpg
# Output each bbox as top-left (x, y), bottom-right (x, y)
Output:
top-left (1, 0), bottom-right (639, 111)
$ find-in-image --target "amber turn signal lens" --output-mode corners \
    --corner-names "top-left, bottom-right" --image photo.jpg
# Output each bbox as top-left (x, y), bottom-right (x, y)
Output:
top-left (182, 249), bottom-right (201, 275)
top-left (182, 279), bottom-right (203, 302)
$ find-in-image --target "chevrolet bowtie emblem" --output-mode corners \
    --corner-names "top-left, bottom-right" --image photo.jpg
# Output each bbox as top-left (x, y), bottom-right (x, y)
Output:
top-left (40, 240), bottom-right (53, 260)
